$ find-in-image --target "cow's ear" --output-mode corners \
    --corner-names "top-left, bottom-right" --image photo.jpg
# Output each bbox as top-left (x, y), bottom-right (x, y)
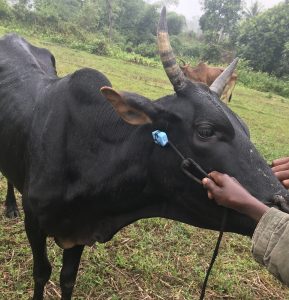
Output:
top-left (101, 87), bottom-right (153, 125)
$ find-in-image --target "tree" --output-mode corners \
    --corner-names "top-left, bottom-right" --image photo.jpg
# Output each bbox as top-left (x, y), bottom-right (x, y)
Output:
top-left (147, 0), bottom-right (179, 8)
top-left (0, 0), bottom-right (10, 19)
top-left (156, 0), bottom-right (179, 7)
top-left (199, 0), bottom-right (243, 42)
top-left (107, 0), bottom-right (113, 41)
top-left (75, 0), bottom-right (158, 43)
top-left (278, 42), bottom-right (289, 77)
top-left (113, 0), bottom-right (146, 42)
top-left (243, 1), bottom-right (263, 18)
top-left (237, 2), bottom-right (289, 76)
top-left (167, 11), bottom-right (185, 35)
top-left (0, 0), bottom-right (6, 7)
top-left (34, 0), bottom-right (83, 21)
top-left (76, 0), bottom-right (104, 33)
top-left (11, 0), bottom-right (32, 13)
top-left (135, 3), bottom-right (159, 43)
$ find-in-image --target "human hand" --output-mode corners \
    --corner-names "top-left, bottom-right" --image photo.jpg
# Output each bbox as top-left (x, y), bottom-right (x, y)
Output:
top-left (202, 171), bottom-right (269, 221)
top-left (272, 157), bottom-right (289, 189)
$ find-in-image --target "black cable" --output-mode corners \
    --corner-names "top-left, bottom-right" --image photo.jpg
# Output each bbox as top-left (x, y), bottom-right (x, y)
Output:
top-left (168, 141), bottom-right (185, 160)
top-left (166, 139), bottom-right (228, 300)
top-left (199, 208), bottom-right (228, 300)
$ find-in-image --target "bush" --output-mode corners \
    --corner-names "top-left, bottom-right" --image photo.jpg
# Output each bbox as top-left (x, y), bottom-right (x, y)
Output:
top-left (201, 44), bottom-right (222, 63)
top-left (90, 39), bottom-right (110, 56)
top-left (49, 34), bottom-right (68, 45)
top-left (237, 59), bottom-right (289, 98)
top-left (134, 43), bottom-right (157, 58)
top-left (110, 46), bottom-right (160, 67)
top-left (181, 44), bottom-right (203, 58)
top-left (69, 39), bottom-right (110, 56)
top-left (163, 35), bottom-right (204, 59)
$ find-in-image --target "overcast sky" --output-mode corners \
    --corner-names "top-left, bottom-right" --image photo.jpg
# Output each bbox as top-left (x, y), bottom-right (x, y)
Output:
top-left (156, 0), bottom-right (285, 20)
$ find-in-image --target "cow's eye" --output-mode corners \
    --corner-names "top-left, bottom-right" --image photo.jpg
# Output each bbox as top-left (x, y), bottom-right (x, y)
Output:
top-left (197, 124), bottom-right (214, 138)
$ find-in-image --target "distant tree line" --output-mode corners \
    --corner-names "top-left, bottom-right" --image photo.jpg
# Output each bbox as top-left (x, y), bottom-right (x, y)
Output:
top-left (0, 0), bottom-right (189, 59)
top-left (0, 0), bottom-right (288, 77)
top-left (0, 0), bottom-right (185, 46)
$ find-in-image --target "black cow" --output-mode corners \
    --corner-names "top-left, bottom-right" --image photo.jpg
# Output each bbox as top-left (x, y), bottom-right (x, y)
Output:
top-left (0, 8), bottom-right (288, 300)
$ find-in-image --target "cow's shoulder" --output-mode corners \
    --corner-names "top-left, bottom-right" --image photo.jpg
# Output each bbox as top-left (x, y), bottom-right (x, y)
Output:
top-left (68, 68), bottom-right (112, 103)
top-left (70, 67), bottom-right (111, 89)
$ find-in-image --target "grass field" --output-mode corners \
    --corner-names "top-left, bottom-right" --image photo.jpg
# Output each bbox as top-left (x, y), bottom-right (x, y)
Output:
top-left (0, 27), bottom-right (289, 299)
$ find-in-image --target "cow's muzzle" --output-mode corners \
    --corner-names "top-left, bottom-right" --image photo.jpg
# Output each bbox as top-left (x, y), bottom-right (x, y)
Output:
top-left (270, 194), bottom-right (289, 213)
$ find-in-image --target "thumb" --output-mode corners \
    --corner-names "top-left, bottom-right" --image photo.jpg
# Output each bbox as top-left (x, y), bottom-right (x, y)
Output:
top-left (203, 177), bottom-right (219, 200)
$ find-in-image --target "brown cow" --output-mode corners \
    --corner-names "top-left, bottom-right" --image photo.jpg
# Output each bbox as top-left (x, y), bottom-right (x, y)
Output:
top-left (180, 60), bottom-right (237, 103)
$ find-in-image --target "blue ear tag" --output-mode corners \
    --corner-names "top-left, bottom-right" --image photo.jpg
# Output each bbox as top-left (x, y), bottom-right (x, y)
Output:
top-left (152, 130), bottom-right (169, 147)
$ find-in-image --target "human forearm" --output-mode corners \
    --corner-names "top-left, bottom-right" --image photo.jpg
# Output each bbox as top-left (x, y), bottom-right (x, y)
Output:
top-left (236, 196), bottom-right (269, 222)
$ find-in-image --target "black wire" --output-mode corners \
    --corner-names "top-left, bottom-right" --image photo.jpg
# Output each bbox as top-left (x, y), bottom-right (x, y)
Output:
top-left (199, 208), bottom-right (228, 300)
top-left (168, 141), bottom-right (185, 160)
top-left (167, 139), bottom-right (228, 300)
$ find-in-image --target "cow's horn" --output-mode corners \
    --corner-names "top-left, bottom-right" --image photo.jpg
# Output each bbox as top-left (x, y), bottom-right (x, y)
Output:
top-left (210, 58), bottom-right (239, 97)
top-left (157, 7), bottom-right (188, 92)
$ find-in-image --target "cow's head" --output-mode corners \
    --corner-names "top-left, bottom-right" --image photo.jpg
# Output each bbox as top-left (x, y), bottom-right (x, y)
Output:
top-left (101, 8), bottom-right (289, 236)
top-left (179, 60), bottom-right (212, 84)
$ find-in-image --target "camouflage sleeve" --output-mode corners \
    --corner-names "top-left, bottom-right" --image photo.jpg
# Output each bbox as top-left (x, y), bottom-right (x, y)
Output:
top-left (252, 207), bottom-right (289, 286)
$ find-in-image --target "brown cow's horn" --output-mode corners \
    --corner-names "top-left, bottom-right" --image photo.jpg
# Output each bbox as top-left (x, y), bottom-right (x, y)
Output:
top-left (157, 7), bottom-right (188, 92)
top-left (210, 58), bottom-right (239, 97)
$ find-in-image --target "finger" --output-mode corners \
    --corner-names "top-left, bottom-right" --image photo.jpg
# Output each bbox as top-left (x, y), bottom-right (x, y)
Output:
top-left (208, 191), bottom-right (213, 199)
top-left (202, 178), bottom-right (214, 199)
top-left (275, 170), bottom-right (289, 182)
top-left (272, 157), bottom-right (289, 167)
top-left (208, 171), bottom-right (226, 186)
top-left (232, 177), bottom-right (241, 184)
top-left (282, 179), bottom-right (289, 189)
top-left (272, 162), bottom-right (289, 173)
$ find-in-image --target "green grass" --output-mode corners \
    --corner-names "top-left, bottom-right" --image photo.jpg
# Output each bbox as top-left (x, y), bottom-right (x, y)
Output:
top-left (0, 27), bottom-right (289, 299)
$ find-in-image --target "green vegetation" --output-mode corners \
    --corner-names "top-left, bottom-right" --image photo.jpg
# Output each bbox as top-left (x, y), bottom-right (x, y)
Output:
top-left (1, 0), bottom-right (288, 99)
top-left (199, 1), bottom-right (289, 78)
top-left (237, 60), bottom-right (289, 99)
top-left (237, 3), bottom-right (289, 76)
top-left (0, 30), bottom-right (289, 299)
top-left (200, 0), bottom-right (243, 42)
